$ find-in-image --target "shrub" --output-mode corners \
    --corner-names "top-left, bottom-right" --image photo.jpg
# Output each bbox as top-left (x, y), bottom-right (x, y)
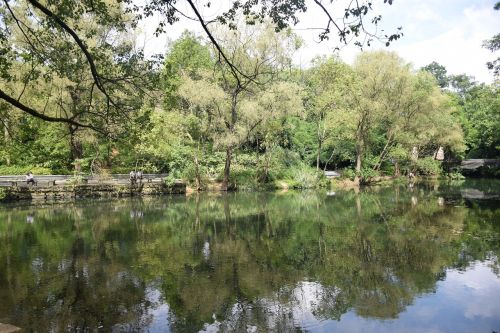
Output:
top-left (359, 167), bottom-right (380, 180)
top-left (110, 166), bottom-right (135, 174)
top-left (291, 167), bottom-right (317, 188)
top-left (232, 168), bottom-right (258, 189)
top-left (447, 172), bottom-right (465, 180)
top-left (164, 174), bottom-right (177, 186)
top-left (66, 175), bottom-right (86, 185)
top-left (340, 168), bottom-right (356, 181)
top-left (279, 165), bottom-right (327, 189)
top-left (0, 165), bottom-right (52, 175)
top-left (415, 157), bottom-right (442, 176)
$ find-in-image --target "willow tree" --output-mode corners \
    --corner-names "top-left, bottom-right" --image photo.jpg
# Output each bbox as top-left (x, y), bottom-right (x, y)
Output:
top-left (306, 56), bottom-right (358, 170)
top-left (344, 51), bottom-right (464, 180)
top-left (349, 51), bottom-right (397, 181)
top-left (0, 0), bottom-right (154, 170)
top-left (1, 0), bottom-right (401, 127)
top-left (177, 22), bottom-right (303, 190)
top-left (378, 71), bottom-right (464, 173)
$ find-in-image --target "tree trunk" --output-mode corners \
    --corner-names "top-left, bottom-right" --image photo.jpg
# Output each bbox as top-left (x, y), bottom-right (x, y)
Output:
top-left (69, 126), bottom-right (83, 172)
top-left (4, 120), bottom-right (10, 166)
top-left (194, 154), bottom-right (201, 191)
top-left (105, 141), bottom-right (112, 167)
top-left (221, 90), bottom-right (238, 191)
top-left (70, 137), bottom-right (83, 161)
top-left (323, 150), bottom-right (335, 172)
top-left (193, 143), bottom-right (202, 190)
top-left (316, 139), bottom-right (322, 171)
top-left (354, 142), bottom-right (363, 184)
top-left (222, 146), bottom-right (233, 191)
top-left (373, 136), bottom-right (393, 171)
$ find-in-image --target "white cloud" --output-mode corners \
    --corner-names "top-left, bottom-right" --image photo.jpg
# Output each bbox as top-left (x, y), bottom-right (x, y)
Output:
top-left (138, 1), bottom-right (499, 83)
top-left (392, 4), bottom-right (498, 82)
top-left (327, 2), bottom-right (499, 83)
top-left (413, 5), bottom-right (440, 22)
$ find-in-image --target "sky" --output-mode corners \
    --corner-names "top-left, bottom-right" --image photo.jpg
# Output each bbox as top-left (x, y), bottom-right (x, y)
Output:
top-left (138, 0), bottom-right (500, 83)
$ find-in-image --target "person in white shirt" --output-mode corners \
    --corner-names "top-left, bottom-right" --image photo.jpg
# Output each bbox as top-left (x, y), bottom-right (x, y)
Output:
top-left (26, 172), bottom-right (36, 185)
top-left (129, 170), bottom-right (136, 185)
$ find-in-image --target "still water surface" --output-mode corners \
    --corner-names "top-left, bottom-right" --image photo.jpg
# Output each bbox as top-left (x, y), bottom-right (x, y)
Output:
top-left (0, 180), bottom-right (499, 332)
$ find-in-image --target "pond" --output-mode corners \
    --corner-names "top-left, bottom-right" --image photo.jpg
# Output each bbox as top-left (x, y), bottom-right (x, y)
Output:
top-left (0, 180), bottom-right (499, 332)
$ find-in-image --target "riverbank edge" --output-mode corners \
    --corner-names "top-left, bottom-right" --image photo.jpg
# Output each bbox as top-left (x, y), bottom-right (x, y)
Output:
top-left (0, 181), bottom-right (186, 203)
top-left (186, 176), bottom-right (411, 192)
top-left (0, 175), bottom-right (464, 203)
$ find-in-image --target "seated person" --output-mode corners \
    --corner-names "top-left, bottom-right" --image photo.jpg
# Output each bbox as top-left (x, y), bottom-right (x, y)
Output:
top-left (26, 172), bottom-right (36, 185)
top-left (129, 170), bottom-right (136, 184)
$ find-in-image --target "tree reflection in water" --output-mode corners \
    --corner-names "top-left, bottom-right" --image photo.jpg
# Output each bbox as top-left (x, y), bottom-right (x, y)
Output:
top-left (0, 180), bottom-right (498, 332)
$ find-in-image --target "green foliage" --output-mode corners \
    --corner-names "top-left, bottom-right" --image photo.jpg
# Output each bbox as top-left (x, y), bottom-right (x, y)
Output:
top-left (66, 175), bottom-right (86, 185)
top-left (1, 0), bottom-right (497, 190)
top-left (341, 168), bottom-right (357, 181)
top-left (447, 172), bottom-right (466, 180)
top-left (421, 61), bottom-right (449, 88)
top-left (164, 174), bottom-right (177, 186)
top-left (288, 117), bottom-right (316, 162)
top-left (288, 166), bottom-right (318, 189)
top-left (0, 188), bottom-right (6, 200)
top-left (1, 22), bottom-right (495, 188)
top-left (162, 31), bottom-right (213, 110)
top-left (277, 164), bottom-right (327, 189)
top-left (0, 165), bottom-right (52, 175)
top-left (455, 84), bottom-right (500, 158)
top-left (359, 167), bottom-right (380, 180)
top-left (352, 52), bottom-right (464, 179)
top-left (232, 168), bottom-right (258, 189)
top-left (415, 157), bottom-right (442, 176)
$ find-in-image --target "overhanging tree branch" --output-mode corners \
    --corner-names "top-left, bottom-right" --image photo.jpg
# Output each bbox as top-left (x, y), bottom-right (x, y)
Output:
top-left (0, 88), bottom-right (102, 132)
top-left (186, 0), bottom-right (262, 88)
top-left (26, 0), bottom-right (115, 108)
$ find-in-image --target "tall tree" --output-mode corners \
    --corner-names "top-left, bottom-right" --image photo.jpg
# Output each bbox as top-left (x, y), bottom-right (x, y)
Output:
top-left (177, 22), bottom-right (303, 189)
top-left (306, 56), bottom-right (358, 170)
top-left (0, 0), bottom-right (154, 133)
top-left (342, 51), bottom-right (464, 180)
top-left (421, 62), bottom-right (449, 88)
top-left (1, 0), bottom-right (401, 126)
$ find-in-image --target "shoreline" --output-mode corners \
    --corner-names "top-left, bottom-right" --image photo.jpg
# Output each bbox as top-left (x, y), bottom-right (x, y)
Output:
top-left (0, 176), bottom-right (493, 204)
top-left (0, 181), bottom-right (186, 203)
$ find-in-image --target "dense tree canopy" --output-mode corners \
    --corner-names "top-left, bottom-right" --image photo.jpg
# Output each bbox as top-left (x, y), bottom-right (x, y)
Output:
top-left (0, 0), bottom-right (402, 128)
top-left (421, 62), bottom-right (499, 159)
top-left (0, 1), bottom-right (497, 185)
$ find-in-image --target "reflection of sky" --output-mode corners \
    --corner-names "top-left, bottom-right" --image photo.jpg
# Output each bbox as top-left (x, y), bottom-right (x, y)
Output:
top-left (299, 261), bottom-right (500, 333)
top-left (141, 287), bottom-right (171, 332)
top-left (141, 261), bottom-right (500, 333)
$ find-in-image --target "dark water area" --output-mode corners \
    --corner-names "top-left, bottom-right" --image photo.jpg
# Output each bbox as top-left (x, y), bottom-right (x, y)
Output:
top-left (0, 179), bottom-right (499, 332)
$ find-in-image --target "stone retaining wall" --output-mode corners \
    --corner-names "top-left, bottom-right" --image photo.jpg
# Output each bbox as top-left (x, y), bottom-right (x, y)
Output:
top-left (0, 181), bottom-right (185, 202)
